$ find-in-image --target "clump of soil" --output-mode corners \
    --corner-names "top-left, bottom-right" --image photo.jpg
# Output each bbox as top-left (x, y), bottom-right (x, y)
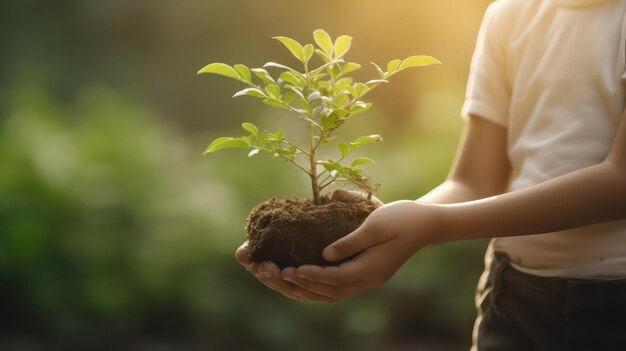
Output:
top-left (246, 196), bottom-right (378, 268)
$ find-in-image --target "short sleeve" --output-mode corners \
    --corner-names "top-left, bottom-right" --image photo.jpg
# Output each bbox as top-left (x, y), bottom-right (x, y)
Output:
top-left (461, 2), bottom-right (511, 127)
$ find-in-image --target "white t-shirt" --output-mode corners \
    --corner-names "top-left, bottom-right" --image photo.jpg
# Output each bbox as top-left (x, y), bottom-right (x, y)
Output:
top-left (461, 0), bottom-right (626, 278)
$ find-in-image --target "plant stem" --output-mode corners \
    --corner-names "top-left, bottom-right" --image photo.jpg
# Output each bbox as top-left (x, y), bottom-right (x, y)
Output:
top-left (303, 58), bottom-right (323, 205)
top-left (309, 124), bottom-right (321, 205)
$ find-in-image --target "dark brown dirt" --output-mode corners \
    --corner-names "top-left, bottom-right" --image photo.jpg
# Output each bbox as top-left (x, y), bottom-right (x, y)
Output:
top-left (246, 196), bottom-right (378, 268)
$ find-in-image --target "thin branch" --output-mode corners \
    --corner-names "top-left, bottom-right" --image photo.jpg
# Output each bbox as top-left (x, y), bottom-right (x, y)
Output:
top-left (283, 140), bottom-right (310, 156)
top-left (318, 173), bottom-right (332, 184)
top-left (319, 177), bottom-right (337, 190)
top-left (280, 156), bottom-right (312, 176)
top-left (317, 169), bottom-right (329, 179)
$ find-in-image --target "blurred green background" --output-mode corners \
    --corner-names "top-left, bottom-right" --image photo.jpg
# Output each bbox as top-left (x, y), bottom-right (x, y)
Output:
top-left (0, 0), bottom-right (493, 350)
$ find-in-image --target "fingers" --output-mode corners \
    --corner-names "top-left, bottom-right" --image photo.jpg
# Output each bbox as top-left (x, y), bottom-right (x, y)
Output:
top-left (280, 267), bottom-right (340, 303)
top-left (323, 224), bottom-right (391, 262)
top-left (235, 241), bottom-right (251, 268)
top-left (250, 261), bottom-right (336, 302)
top-left (331, 190), bottom-right (384, 207)
top-left (332, 190), bottom-right (365, 202)
top-left (295, 260), bottom-right (362, 286)
top-left (250, 261), bottom-right (305, 301)
top-left (282, 268), bottom-right (368, 300)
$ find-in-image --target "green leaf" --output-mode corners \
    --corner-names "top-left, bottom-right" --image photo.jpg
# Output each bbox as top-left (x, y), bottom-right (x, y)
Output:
top-left (303, 44), bottom-right (314, 64)
top-left (338, 143), bottom-right (351, 158)
top-left (314, 49), bottom-right (332, 63)
top-left (257, 131), bottom-right (267, 148)
top-left (371, 62), bottom-right (386, 78)
top-left (266, 130), bottom-right (286, 142)
top-left (263, 99), bottom-right (290, 109)
top-left (251, 68), bottom-right (276, 84)
top-left (320, 96), bottom-right (338, 108)
top-left (337, 109), bottom-right (352, 118)
top-left (273, 36), bottom-right (305, 62)
top-left (302, 117), bottom-right (322, 130)
top-left (284, 91), bottom-right (298, 104)
top-left (315, 80), bottom-right (331, 93)
top-left (242, 122), bottom-right (258, 135)
top-left (338, 62), bottom-right (361, 78)
top-left (398, 55), bottom-right (442, 71)
top-left (204, 137), bottom-right (249, 154)
top-left (334, 77), bottom-right (354, 89)
top-left (286, 85), bottom-right (306, 100)
top-left (351, 157), bottom-right (375, 167)
top-left (354, 82), bottom-right (369, 97)
top-left (320, 112), bottom-right (338, 130)
top-left (197, 63), bottom-right (241, 81)
top-left (265, 84), bottom-right (281, 99)
top-left (232, 88), bottom-right (266, 98)
top-left (365, 79), bottom-right (388, 86)
top-left (234, 64), bottom-right (252, 82)
top-left (313, 29), bottom-right (334, 56)
top-left (351, 134), bottom-right (383, 149)
top-left (346, 85), bottom-right (358, 98)
top-left (335, 94), bottom-right (350, 107)
top-left (309, 59), bottom-right (345, 77)
top-left (274, 147), bottom-right (297, 159)
top-left (350, 102), bottom-right (372, 114)
top-left (334, 35), bottom-right (353, 59)
top-left (387, 59), bottom-right (402, 75)
top-left (318, 160), bottom-right (341, 172)
top-left (280, 71), bottom-right (303, 87)
top-left (264, 61), bottom-right (299, 73)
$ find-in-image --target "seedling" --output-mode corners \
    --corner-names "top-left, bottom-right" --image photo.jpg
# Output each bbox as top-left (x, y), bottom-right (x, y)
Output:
top-left (199, 29), bottom-right (440, 205)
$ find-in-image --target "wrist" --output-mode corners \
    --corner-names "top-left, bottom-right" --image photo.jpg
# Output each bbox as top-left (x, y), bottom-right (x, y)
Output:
top-left (399, 200), bottom-right (446, 249)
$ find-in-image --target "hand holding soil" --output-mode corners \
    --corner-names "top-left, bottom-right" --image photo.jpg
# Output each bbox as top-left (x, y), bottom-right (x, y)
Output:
top-left (281, 200), bottom-right (438, 302)
top-left (235, 190), bottom-right (385, 302)
top-left (235, 194), bottom-right (439, 303)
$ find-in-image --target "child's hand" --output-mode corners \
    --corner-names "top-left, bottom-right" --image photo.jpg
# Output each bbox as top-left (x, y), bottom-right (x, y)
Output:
top-left (281, 200), bottom-right (436, 302)
top-left (235, 242), bottom-right (330, 301)
top-left (234, 190), bottom-right (385, 302)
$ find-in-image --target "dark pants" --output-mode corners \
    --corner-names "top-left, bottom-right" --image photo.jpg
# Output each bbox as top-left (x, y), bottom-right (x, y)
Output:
top-left (472, 253), bottom-right (626, 351)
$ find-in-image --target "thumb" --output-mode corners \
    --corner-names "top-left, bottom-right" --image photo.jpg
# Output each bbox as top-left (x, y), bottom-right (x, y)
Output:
top-left (331, 189), bottom-right (364, 202)
top-left (323, 223), bottom-right (376, 262)
top-left (235, 241), bottom-right (251, 267)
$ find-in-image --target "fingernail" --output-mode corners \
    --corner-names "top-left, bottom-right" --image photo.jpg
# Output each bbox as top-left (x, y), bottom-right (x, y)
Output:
top-left (324, 247), bottom-right (338, 261)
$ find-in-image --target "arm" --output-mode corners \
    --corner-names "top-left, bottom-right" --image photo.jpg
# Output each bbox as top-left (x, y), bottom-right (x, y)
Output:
top-left (420, 115), bottom-right (511, 204)
top-left (435, 110), bottom-right (626, 243)
top-left (286, 111), bottom-right (626, 302)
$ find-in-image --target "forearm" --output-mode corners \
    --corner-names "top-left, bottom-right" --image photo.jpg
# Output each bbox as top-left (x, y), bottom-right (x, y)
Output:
top-left (418, 180), bottom-right (493, 204)
top-left (433, 160), bottom-right (626, 244)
